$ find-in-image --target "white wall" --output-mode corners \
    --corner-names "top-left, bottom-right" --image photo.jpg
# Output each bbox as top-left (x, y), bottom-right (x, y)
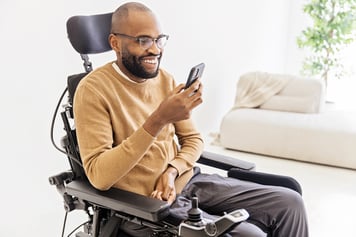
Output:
top-left (159, 0), bottom-right (292, 134)
top-left (0, 0), bottom-right (306, 236)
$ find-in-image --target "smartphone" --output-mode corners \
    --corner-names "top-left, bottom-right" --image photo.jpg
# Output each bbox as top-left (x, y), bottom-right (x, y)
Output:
top-left (184, 63), bottom-right (205, 89)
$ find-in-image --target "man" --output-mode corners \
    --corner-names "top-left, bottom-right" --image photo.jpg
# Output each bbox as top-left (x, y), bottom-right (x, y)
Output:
top-left (74, 2), bottom-right (309, 236)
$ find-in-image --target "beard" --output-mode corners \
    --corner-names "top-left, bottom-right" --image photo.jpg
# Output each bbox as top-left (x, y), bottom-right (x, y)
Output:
top-left (121, 50), bottom-right (161, 79)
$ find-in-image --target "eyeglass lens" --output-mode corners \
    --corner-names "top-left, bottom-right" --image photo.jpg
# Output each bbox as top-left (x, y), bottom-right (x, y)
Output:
top-left (139, 36), bottom-right (168, 49)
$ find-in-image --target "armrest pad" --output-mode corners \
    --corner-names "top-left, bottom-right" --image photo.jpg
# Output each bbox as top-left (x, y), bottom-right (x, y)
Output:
top-left (198, 151), bottom-right (255, 171)
top-left (65, 180), bottom-right (170, 222)
top-left (228, 168), bottom-right (302, 195)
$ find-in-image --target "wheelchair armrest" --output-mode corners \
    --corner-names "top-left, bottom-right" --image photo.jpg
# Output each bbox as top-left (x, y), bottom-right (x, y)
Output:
top-left (65, 179), bottom-right (170, 222)
top-left (198, 151), bottom-right (255, 171)
top-left (228, 168), bottom-right (302, 195)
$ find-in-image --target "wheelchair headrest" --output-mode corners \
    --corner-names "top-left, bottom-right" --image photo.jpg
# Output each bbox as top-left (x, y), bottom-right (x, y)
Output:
top-left (66, 12), bottom-right (113, 54)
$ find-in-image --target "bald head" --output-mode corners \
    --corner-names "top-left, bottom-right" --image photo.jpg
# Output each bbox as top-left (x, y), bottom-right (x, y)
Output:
top-left (111, 2), bottom-right (154, 33)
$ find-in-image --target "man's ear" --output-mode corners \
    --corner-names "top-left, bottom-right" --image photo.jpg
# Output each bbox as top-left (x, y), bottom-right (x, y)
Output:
top-left (109, 34), bottom-right (120, 52)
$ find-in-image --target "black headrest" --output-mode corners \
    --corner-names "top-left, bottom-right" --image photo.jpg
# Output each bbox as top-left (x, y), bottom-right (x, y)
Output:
top-left (66, 12), bottom-right (113, 54)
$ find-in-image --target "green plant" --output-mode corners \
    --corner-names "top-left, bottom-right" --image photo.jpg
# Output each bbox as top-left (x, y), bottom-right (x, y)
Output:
top-left (297, 0), bottom-right (356, 87)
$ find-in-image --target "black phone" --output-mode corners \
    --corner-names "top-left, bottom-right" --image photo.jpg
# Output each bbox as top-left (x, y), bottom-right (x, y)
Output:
top-left (184, 63), bottom-right (205, 89)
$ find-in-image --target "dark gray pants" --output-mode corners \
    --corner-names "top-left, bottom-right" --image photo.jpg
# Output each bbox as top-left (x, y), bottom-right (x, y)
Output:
top-left (120, 168), bottom-right (309, 237)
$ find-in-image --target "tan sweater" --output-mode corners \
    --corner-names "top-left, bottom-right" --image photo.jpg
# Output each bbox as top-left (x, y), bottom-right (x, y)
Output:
top-left (73, 62), bottom-right (204, 196)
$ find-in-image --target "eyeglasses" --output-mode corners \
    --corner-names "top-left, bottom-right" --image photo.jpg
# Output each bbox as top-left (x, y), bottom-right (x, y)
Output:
top-left (112, 33), bottom-right (169, 49)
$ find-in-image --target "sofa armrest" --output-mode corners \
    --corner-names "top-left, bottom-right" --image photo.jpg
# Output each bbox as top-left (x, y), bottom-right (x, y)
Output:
top-left (65, 179), bottom-right (170, 222)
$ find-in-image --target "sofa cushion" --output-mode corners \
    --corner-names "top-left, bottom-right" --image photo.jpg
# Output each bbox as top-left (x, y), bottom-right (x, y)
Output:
top-left (220, 108), bottom-right (356, 170)
top-left (260, 77), bottom-right (325, 113)
top-left (233, 71), bottom-right (325, 113)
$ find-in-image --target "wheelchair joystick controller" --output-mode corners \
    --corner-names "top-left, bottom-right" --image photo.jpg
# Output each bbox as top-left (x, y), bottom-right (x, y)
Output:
top-left (178, 197), bottom-right (250, 237)
top-left (184, 197), bottom-right (206, 227)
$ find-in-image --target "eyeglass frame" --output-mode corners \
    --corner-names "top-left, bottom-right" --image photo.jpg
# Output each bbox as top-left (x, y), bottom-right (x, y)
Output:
top-left (112, 32), bottom-right (169, 49)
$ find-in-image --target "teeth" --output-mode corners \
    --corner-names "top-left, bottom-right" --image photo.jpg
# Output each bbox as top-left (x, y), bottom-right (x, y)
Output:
top-left (143, 59), bottom-right (157, 64)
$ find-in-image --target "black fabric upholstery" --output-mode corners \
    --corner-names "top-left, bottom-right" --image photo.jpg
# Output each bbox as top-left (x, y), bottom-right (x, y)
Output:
top-left (67, 72), bottom-right (88, 105)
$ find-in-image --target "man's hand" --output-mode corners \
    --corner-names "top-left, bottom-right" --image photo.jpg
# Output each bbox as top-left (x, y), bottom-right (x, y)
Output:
top-left (151, 166), bottom-right (178, 205)
top-left (157, 79), bottom-right (203, 124)
top-left (144, 79), bottom-right (203, 137)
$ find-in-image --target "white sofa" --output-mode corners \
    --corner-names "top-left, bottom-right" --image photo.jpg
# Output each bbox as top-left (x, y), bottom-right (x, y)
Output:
top-left (220, 72), bottom-right (356, 170)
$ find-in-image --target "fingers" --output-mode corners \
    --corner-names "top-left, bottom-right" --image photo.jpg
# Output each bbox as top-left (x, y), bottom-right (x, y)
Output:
top-left (151, 187), bottom-right (171, 200)
top-left (161, 188), bottom-right (172, 201)
top-left (185, 81), bottom-right (203, 108)
top-left (154, 80), bottom-right (202, 125)
top-left (174, 83), bottom-right (186, 93)
top-left (151, 189), bottom-right (176, 204)
top-left (182, 79), bottom-right (202, 96)
top-left (151, 190), bottom-right (163, 200)
top-left (175, 79), bottom-right (202, 95)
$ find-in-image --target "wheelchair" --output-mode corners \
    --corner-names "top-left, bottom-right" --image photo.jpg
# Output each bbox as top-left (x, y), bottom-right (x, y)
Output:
top-left (49, 12), bottom-right (302, 237)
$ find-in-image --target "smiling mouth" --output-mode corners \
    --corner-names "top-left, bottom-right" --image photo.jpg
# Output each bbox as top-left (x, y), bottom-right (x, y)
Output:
top-left (141, 56), bottom-right (160, 70)
top-left (142, 57), bottom-right (159, 64)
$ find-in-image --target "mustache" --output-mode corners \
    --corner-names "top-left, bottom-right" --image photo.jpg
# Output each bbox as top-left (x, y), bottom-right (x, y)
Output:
top-left (139, 53), bottom-right (162, 60)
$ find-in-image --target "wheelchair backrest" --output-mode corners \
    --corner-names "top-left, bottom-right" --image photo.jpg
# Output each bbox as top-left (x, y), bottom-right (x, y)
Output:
top-left (61, 12), bottom-right (114, 180)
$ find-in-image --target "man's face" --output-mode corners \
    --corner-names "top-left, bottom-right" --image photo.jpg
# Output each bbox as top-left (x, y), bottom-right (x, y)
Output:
top-left (111, 10), bottom-right (166, 81)
top-left (121, 45), bottom-right (162, 79)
